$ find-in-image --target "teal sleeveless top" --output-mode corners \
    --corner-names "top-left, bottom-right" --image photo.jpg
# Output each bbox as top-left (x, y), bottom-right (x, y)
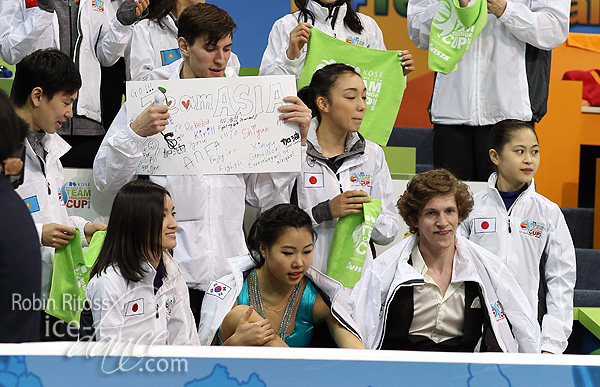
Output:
top-left (237, 277), bottom-right (318, 347)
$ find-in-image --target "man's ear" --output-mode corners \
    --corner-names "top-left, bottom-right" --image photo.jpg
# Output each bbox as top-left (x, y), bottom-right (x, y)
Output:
top-left (30, 87), bottom-right (43, 108)
top-left (178, 37), bottom-right (189, 58)
top-left (489, 148), bottom-right (500, 167)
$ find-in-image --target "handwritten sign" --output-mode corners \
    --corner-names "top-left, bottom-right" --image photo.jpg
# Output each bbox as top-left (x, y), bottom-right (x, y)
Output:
top-left (126, 75), bottom-right (300, 175)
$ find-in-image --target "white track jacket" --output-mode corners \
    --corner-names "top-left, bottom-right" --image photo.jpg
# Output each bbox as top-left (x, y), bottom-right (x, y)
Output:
top-left (459, 173), bottom-right (576, 354)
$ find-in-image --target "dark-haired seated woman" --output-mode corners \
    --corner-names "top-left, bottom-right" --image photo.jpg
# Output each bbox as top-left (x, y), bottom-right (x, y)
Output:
top-left (198, 204), bottom-right (364, 348)
top-left (86, 180), bottom-right (199, 345)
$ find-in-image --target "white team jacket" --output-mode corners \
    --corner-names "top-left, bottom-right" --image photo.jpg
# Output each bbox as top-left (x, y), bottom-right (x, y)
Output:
top-left (86, 251), bottom-right (200, 345)
top-left (351, 233), bottom-right (541, 352)
top-left (93, 59), bottom-right (295, 291)
top-left (407, 0), bottom-right (569, 125)
top-left (128, 15), bottom-right (240, 81)
top-left (15, 133), bottom-right (88, 299)
top-left (458, 173), bottom-right (576, 354)
top-left (259, 1), bottom-right (386, 78)
top-left (274, 119), bottom-right (398, 275)
top-left (0, 0), bottom-right (134, 125)
top-left (198, 253), bottom-right (361, 346)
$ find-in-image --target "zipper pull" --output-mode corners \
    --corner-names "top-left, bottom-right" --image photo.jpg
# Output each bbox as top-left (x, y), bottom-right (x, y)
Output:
top-left (47, 182), bottom-right (51, 195)
top-left (508, 218), bottom-right (511, 233)
top-left (156, 303), bottom-right (159, 319)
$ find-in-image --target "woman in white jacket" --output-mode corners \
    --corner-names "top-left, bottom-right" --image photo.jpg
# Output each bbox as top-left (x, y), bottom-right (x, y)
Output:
top-left (87, 180), bottom-right (200, 345)
top-left (128, 0), bottom-right (240, 80)
top-left (459, 119), bottom-right (576, 354)
top-left (259, 0), bottom-right (413, 78)
top-left (282, 63), bottom-right (399, 278)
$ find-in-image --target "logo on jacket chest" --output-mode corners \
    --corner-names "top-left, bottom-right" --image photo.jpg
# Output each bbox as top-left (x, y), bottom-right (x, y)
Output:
top-left (25, 0), bottom-right (38, 8)
top-left (519, 219), bottom-right (544, 239)
top-left (345, 36), bottom-right (366, 47)
top-left (161, 48), bottom-right (182, 66)
top-left (165, 298), bottom-right (174, 316)
top-left (349, 172), bottom-right (371, 190)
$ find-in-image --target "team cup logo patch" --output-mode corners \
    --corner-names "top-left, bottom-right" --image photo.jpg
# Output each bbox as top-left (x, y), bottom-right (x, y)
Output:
top-left (519, 219), bottom-right (544, 239)
top-left (474, 218), bottom-right (496, 234)
top-left (349, 172), bottom-right (371, 188)
top-left (304, 172), bottom-right (324, 188)
top-left (165, 299), bottom-right (174, 316)
top-left (125, 298), bottom-right (144, 316)
top-left (345, 36), bottom-right (366, 46)
top-left (490, 301), bottom-right (505, 322)
top-left (207, 281), bottom-right (230, 300)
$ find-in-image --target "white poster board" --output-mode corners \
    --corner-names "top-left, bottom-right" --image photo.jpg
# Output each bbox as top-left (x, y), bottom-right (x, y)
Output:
top-left (126, 75), bottom-right (300, 175)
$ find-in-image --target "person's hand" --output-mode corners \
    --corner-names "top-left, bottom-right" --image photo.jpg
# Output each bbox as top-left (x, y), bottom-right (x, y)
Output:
top-left (130, 104), bottom-right (170, 137)
top-left (458, 0), bottom-right (469, 7)
top-left (42, 223), bottom-right (76, 248)
top-left (116, 0), bottom-right (149, 26)
top-left (399, 50), bottom-right (415, 76)
top-left (487, 0), bottom-right (507, 17)
top-left (287, 22), bottom-right (312, 60)
top-left (330, 190), bottom-right (371, 218)
top-left (84, 222), bottom-right (107, 244)
top-left (2, 157), bottom-right (23, 175)
top-left (279, 96), bottom-right (312, 145)
top-left (228, 306), bottom-right (276, 346)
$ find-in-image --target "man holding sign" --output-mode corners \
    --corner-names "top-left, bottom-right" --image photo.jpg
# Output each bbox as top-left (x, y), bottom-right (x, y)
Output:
top-left (93, 3), bottom-right (312, 325)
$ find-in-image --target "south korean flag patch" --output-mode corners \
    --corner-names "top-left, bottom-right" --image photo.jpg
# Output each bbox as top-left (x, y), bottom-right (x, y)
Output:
top-left (207, 281), bottom-right (231, 300)
top-left (124, 298), bottom-right (144, 316)
top-left (304, 172), bottom-right (324, 188)
top-left (474, 218), bottom-right (496, 234)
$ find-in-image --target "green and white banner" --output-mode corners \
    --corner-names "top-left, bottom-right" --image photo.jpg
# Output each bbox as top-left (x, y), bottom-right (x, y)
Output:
top-left (326, 197), bottom-right (381, 289)
top-left (298, 28), bottom-right (405, 146)
top-left (428, 0), bottom-right (487, 74)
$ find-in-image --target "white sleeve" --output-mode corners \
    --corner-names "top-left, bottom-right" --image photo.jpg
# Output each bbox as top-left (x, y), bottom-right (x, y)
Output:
top-left (88, 275), bottom-right (127, 342)
top-left (406, 0), bottom-right (439, 50)
top-left (167, 277), bottom-right (201, 345)
top-left (95, 0), bottom-right (134, 66)
top-left (0, 0), bottom-right (55, 64)
top-left (68, 216), bottom-right (90, 246)
top-left (540, 206), bottom-right (576, 354)
top-left (362, 15), bottom-right (387, 50)
top-left (259, 17), bottom-right (304, 76)
top-left (244, 172), bottom-right (295, 209)
top-left (497, 0), bottom-right (569, 50)
top-left (93, 103), bottom-right (145, 193)
top-left (370, 147), bottom-right (398, 245)
top-left (129, 21), bottom-right (158, 80)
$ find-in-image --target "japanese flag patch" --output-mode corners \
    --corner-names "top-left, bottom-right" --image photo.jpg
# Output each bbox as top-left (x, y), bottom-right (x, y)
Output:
top-left (207, 281), bottom-right (230, 300)
top-left (474, 218), bottom-right (496, 234)
top-left (304, 172), bottom-right (324, 188)
top-left (124, 298), bottom-right (144, 316)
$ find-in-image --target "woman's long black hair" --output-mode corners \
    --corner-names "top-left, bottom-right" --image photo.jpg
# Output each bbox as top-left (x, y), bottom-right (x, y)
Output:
top-left (146, 0), bottom-right (177, 27)
top-left (90, 180), bottom-right (170, 282)
top-left (246, 204), bottom-right (317, 267)
top-left (295, 0), bottom-right (363, 34)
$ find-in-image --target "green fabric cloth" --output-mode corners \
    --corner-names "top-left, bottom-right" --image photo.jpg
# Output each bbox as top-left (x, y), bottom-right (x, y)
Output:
top-left (326, 197), bottom-right (381, 288)
top-left (298, 28), bottom-right (405, 146)
top-left (428, 0), bottom-right (487, 74)
top-left (45, 230), bottom-right (105, 325)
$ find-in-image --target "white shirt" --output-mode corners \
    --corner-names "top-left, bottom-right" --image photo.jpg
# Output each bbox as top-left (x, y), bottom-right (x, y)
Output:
top-left (409, 244), bottom-right (465, 343)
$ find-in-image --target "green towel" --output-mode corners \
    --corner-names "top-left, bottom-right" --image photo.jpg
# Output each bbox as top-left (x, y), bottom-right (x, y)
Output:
top-left (428, 0), bottom-right (487, 74)
top-left (298, 28), bottom-right (405, 147)
top-left (326, 197), bottom-right (381, 288)
top-left (45, 229), bottom-right (105, 325)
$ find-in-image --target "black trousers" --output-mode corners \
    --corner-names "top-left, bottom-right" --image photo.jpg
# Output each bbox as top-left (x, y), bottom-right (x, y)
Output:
top-left (432, 124), bottom-right (495, 181)
top-left (189, 288), bottom-right (205, 329)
